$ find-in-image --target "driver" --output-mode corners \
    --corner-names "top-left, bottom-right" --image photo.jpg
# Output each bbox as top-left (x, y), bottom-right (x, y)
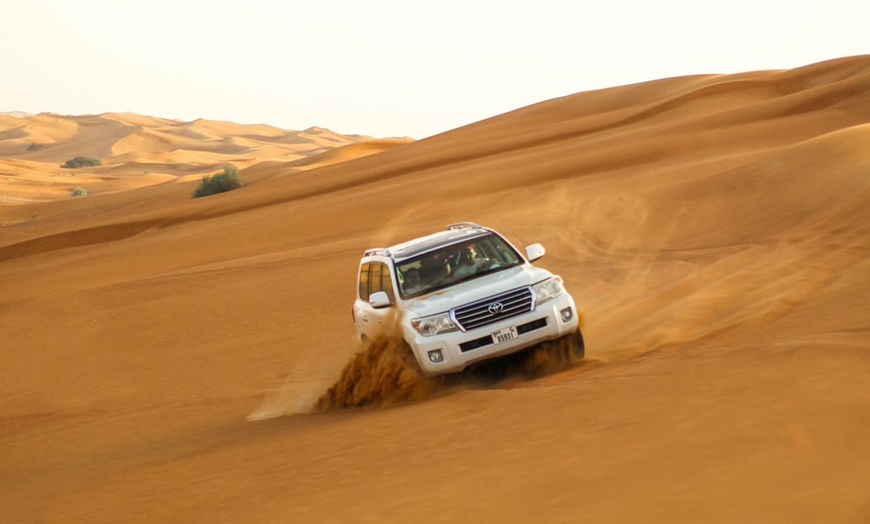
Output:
top-left (452, 246), bottom-right (479, 279)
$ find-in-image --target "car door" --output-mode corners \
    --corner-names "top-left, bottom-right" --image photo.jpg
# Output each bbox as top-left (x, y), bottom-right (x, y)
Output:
top-left (353, 262), bottom-right (397, 340)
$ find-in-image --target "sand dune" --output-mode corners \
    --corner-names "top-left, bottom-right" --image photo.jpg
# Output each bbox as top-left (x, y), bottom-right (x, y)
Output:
top-left (1, 55), bottom-right (869, 523)
top-left (0, 113), bottom-right (405, 204)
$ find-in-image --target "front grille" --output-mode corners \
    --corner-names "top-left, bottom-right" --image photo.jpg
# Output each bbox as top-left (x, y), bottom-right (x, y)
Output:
top-left (452, 286), bottom-right (534, 331)
top-left (459, 317), bottom-right (548, 352)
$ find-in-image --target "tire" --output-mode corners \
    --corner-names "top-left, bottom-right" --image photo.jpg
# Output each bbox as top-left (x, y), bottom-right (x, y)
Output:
top-left (553, 327), bottom-right (585, 365)
top-left (520, 328), bottom-right (585, 379)
top-left (570, 328), bottom-right (585, 361)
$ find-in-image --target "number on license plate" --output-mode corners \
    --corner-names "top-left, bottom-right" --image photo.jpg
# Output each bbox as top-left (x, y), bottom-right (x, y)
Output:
top-left (491, 326), bottom-right (518, 345)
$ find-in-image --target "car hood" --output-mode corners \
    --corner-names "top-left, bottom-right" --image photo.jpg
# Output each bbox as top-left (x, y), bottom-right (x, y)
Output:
top-left (401, 265), bottom-right (554, 318)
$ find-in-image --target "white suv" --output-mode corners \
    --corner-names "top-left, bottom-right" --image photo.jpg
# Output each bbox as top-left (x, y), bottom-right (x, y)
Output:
top-left (353, 223), bottom-right (584, 377)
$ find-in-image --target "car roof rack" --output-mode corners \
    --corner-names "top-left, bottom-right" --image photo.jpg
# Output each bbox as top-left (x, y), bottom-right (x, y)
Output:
top-left (363, 248), bottom-right (392, 257)
top-left (446, 222), bottom-right (482, 231)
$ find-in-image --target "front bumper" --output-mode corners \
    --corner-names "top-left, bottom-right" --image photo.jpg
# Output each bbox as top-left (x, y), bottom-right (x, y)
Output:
top-left (406, 293), bottom-right (579, 377)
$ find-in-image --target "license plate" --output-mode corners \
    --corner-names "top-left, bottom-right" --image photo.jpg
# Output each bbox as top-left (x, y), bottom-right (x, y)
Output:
top-left (491, 326), bottom-right (518, 345)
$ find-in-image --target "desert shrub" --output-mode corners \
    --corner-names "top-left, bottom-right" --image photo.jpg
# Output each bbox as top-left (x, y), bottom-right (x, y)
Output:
top-left (70, 187), bottom-right (89, 197)
top-left (62, 156), bottom-right (102, 169)
top-left (193, 166), bottom-right (243, 198)
top-left (26, 142), bottom-right (43, 152)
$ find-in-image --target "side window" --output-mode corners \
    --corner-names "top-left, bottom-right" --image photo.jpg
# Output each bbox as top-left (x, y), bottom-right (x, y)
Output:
top-left (358, 263), bottom-right (370, 301)
top-left (379, 264), bottom-right (396, 304)
top-left (360, 262), bottom-right (396, 304)
top-left (370, 263), bottom-right (383, 297)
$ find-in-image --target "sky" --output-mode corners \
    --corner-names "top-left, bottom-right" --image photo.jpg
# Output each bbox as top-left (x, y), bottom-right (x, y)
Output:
top-left (3, 0), bottom-right (868, 138)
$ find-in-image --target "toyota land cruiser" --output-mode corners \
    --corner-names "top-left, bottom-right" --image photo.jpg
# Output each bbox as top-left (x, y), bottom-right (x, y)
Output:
top-left (353, 223), bottom-right (583, 377)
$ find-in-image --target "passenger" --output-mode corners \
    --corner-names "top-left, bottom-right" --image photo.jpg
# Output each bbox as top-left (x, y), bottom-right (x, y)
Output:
top-left (403, 267), bottom-right (423, 295)
top-left (420, 254), bottom-right (449, 287)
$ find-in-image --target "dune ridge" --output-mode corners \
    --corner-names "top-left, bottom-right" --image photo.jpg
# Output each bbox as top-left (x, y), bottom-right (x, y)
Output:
top-left (1, 55), bottom-right (869, 523)
top-left (0, 113), bottom-right (413, 204)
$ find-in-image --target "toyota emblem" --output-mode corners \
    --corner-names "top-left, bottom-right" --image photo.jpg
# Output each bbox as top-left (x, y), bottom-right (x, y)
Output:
top-left (488, 303), bottom-right (504, 315)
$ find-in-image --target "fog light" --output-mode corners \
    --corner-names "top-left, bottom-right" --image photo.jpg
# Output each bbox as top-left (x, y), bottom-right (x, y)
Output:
top-left (428, 350), bottom-right (444, 363)
top-left (560, 307), bottom-right (573, 322)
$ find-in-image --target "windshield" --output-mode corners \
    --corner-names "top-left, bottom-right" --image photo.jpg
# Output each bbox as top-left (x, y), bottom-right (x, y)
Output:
top-left (395, 232), bottom-right (523, 299)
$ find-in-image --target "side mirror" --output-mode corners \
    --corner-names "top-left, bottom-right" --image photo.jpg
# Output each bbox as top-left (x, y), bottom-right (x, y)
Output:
top-left (525, 243), bottom-right (546, 262)
top-left (369, 291), bottom-right (391, 309)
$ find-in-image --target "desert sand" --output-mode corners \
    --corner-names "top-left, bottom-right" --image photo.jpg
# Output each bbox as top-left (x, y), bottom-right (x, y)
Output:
top-left (1, 55), bottom-right (869, 523)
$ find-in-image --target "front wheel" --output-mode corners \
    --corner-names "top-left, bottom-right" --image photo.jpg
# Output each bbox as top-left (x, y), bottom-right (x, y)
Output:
top-left (522, 328), bottom-right (586, 378)
top-left (568, 328), bottom-right (585, 361)
top-left (553, 327), bottom-right (584, 364)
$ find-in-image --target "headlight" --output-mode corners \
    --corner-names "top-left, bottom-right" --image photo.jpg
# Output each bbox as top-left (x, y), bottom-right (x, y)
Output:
top-left (411, 313), bottom-right (458, 337)
top-left (533, 276), bottom-right (564, 305)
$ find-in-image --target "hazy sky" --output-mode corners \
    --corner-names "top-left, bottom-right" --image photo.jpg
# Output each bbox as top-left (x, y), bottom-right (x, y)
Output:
top-left (3, 0), bottom-right (868, 138)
